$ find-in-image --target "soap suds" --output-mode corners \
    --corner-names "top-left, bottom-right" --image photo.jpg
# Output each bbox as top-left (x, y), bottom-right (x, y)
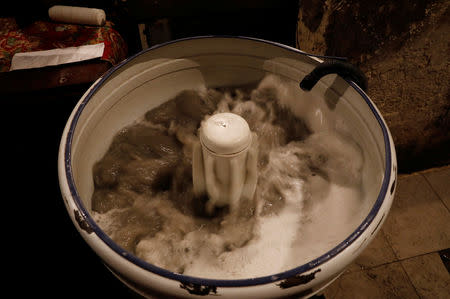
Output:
top-left (92, 75), bottom-right (364, 279)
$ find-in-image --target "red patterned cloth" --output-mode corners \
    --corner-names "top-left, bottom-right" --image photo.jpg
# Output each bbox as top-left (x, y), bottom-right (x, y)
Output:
top-left (0, 18), bottom-right (127, 72)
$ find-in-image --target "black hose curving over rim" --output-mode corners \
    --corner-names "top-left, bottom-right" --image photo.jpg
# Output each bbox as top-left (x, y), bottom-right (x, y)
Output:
top-left (63, 36), bottom-right (392, 288)
top-left (300, 60), bottom-right (369, 92)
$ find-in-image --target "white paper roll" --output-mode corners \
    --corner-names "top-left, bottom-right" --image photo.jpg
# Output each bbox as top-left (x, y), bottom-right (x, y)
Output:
top-left (48, 5), bottom-right (106, 26)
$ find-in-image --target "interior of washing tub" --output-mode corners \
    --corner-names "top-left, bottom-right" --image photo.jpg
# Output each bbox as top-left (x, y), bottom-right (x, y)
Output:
top-left (65, 37), bottom-right (387, 277)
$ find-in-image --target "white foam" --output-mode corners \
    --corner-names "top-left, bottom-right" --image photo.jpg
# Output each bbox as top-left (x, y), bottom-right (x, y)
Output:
top-left (130, 131), bottom-right (364, 279)
top-left (181, 176), bottom-right (305, 279)
top-left (94, 75), bottom-right (365, 279)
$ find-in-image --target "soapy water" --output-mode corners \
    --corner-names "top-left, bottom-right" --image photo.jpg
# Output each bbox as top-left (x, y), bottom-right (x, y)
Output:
top-left (92, 75), bottom-right (364, 279)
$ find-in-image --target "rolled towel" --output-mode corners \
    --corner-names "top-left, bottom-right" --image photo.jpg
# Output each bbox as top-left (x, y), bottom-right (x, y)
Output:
top-left (48, 5), bottom-right (106, 26)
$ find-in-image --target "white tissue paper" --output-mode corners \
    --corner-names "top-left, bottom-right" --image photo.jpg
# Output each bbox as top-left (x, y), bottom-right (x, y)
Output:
top-left (10, 43), bottom-right (105, 71)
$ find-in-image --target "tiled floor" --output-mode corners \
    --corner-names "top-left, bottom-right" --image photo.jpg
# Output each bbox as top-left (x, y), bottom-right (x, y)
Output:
top-left (322, 165), bottom-right (450, 299)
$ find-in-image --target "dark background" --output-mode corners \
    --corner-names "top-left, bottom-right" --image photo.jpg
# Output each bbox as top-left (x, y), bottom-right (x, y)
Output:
top-left (3, 1), bottom-right (299, 298)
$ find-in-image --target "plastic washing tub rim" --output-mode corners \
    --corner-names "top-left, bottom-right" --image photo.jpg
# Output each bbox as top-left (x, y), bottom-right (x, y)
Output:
top-left (62, 35), bottom-right (393, 288)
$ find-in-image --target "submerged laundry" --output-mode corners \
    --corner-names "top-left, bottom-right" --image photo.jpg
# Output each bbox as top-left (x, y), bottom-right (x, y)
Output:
top-left (91, 75), bottom-right (364, 279)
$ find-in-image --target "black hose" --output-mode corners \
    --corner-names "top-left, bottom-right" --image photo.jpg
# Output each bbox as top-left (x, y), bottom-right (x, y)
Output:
top-left (300, 60), bottom-right (368, 92)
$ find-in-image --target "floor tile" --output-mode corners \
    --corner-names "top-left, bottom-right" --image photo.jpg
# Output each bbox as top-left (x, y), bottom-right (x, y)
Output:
top-left (322, 276), bottom-right (341, 298)
top-left (323, 262), bottom-right (419, 299)
top-left (382, 173), bottom-right (450, 259)
top-left (422, 165), bottom-right (450, 211)
top-left (401, 252), bottom-right (450, 299)
top-left (346, 229), bottom-right (398, 272)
